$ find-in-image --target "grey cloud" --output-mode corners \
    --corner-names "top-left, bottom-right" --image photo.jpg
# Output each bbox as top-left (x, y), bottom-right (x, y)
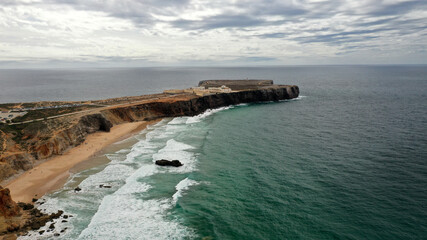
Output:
top-left (258, 33), bottom-right (286, 39)
top-left (235, 0), bottom-right (308, 17)
top-left (1, 0), bottom-right (191, 26)
top-left (257, 27), bottom-right (330, 39)
top-left (172, 15), bottom-right (270, 30)
top-left (291, 29), bottom-right (390, 45)
top-left (1, 0), bottom-right (426, 65)
top-left (367, 0), bottom-right (427, 16)
top-left (253, 0), bottom-right (427, 48)
top-left (237, 56), bottom-right (277, 62)
top-left (356, 17), bottom-right (399, 27)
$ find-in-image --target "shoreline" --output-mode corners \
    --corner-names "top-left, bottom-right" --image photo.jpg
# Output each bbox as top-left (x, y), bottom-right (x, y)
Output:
top-left (5, 120), bottom-right (160, 203)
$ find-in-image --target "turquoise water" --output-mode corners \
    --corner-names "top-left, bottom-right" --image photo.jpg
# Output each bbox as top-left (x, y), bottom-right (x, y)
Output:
top-left (14, 66), bottom-right (427, 239)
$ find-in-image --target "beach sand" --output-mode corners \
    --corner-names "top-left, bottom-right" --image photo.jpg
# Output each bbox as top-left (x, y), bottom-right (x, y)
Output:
top-left (5, 120), bottom-right (159, 203)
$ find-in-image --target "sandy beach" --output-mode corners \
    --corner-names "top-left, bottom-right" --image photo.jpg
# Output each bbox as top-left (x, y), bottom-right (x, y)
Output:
top-left (5, 120), bottom-right (158, 203)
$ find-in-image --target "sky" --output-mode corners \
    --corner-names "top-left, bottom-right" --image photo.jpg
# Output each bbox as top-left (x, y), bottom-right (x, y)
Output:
top-left (0, 0), bottom-right (426, 68)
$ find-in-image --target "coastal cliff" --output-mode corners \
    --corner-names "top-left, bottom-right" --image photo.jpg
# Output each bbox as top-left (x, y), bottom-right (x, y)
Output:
top-left (0, 85), bottom-right (299, 181)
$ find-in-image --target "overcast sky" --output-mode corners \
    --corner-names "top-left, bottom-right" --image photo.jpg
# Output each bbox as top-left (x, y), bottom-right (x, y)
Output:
top-left (0, 0), bottom-right (426, 68)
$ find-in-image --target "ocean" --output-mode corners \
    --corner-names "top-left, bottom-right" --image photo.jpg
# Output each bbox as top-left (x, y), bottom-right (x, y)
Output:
top-left (1, 66), bottom-right (426, 239)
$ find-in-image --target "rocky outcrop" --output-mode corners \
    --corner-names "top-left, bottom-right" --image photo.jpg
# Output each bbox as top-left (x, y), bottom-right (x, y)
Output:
top-left (0, 186), bottom-right (20, 217)
top-left (0, 186), bottom-right (67, 237)
top-left (0, 113), bottom-right (113, 181)
top-left (155, 160), bottom-right (183, 167)
top-left (0, 86), bottom-right (298, 182)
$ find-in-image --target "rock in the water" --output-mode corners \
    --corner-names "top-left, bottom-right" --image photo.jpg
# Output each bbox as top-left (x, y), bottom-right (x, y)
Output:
top-left (17, 202), bottom-right (34, 211)
top-left (155, 159), bottom-right (183, 167)
top-left (48, 210), bottom-right (63, 221)
top-left (30, 222), bottom-right (41, 230)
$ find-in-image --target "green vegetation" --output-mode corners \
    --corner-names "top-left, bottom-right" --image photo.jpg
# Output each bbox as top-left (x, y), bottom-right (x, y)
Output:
top-left (0, 101), bottom-right (87, 111)
top-left (11, 105), bottom-right (102, 123)
top-left (0, 120), bottom-right (48, 145)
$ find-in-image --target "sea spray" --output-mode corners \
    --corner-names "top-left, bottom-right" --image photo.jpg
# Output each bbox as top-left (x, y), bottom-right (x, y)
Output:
top-left (19, 106), bottom-right (235, 240)
top-left (172, 178), bottom-right (200, 204)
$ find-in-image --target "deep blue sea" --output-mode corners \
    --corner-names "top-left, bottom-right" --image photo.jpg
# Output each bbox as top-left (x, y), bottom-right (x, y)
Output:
top-left (2, 66), bottom-right (426, 239)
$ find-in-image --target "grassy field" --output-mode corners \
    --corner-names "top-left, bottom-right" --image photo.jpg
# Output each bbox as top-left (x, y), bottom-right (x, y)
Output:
top-left (0, 101), bottom-right (84, 110)
top-left (0, 120), bottom-right (48, 145)
top-left (11, 105), bottom-right (102, 123)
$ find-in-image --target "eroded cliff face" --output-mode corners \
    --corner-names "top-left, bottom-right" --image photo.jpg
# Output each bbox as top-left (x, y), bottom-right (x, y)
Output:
top-left (0, 114), bottom-right (114, 180)
top-left (0, 186), bottom-right (20, 217)
top-left (106, 86), bottom-right (299, 121)
top-left (0, 185), bottom-right (65, 238)
top-left (0, 86), bottom-right (298, 181)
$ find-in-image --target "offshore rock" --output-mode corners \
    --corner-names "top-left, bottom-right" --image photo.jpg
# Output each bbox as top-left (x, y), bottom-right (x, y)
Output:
top-left (155, 160), bottom-right (183, 167)
top-left (17, 202), bottom-right (33, 210)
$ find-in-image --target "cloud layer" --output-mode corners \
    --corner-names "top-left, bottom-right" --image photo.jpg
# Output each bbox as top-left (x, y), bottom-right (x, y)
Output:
top-left (0, 0), bottom-right (426, 67)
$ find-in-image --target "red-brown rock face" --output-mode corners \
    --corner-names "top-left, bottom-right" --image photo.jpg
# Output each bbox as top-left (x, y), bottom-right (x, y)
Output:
top-left (0, 186), bottom-right (20, 217)
top-left (0, 86), bottom-right (299, 182)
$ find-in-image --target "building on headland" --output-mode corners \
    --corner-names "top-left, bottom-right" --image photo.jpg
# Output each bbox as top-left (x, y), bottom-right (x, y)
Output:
top-left (164, 79), bottom-right (276, 96)
top-left (205, 85), bottom-right (232, 93)
top-left (164, 85), bottom-right (232, 96)
top-left (0, 110), bottom-right (28, 123)
top-left (198, 79), bottom-right (274, 90)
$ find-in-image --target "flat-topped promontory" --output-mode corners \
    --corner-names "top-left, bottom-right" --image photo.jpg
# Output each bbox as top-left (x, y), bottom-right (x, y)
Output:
top-left (198, 79), bottom-right (274, 90)
top-left (0, 80), bottom-right (299, 186)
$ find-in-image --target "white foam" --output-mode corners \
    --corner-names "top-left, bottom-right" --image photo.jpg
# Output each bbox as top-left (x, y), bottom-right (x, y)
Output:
top-left (78, 197), bottom-right (194, 240)
top-left (116, 149), bottom-right (131, 154)
top-left (114, 181), bottom-right (151, 195)
top-left (172, 178), bottom-right (200, 204)
top-left (79, 163), bottom-right (194, 239)
top-left (19, 216), bottom-right (73, 240)
top-left (23, 103), bottom-right (234, 239)
top-left (186, 106), bottom-right (231, 124)
top-left (235, 103), bottom-right (249, 107)
top-left (280, 95), bottom-right (307, 102)
top-left (161, 139), bottom-right (194, 151)
top-left (105, 153), bottom-right (125, 162)
top-left (168, 117), bottom-right (188, 125)
top-left (79, 164), bottom-right (134, 189)
top-left (125, 164), bottom-right (158, 182)
top-left (153, 139), bottom-right (197, 173)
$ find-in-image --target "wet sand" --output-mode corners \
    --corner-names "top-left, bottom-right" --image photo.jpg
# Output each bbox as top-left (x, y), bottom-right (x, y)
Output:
top-left (5, 120), bottom-right (159, 203)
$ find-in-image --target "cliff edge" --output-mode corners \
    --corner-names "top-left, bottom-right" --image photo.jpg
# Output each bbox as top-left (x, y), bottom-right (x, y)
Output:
top-left (0, 84), bottom-right (299, 182)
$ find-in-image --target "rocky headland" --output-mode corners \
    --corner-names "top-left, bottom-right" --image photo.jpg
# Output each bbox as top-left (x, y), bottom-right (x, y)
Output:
top-left (0, 83), bottom-right (299, 183)
top-left (0, 81), bottom-right (298, 237)
top-left (0, 186), bottom-right (65, 239)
